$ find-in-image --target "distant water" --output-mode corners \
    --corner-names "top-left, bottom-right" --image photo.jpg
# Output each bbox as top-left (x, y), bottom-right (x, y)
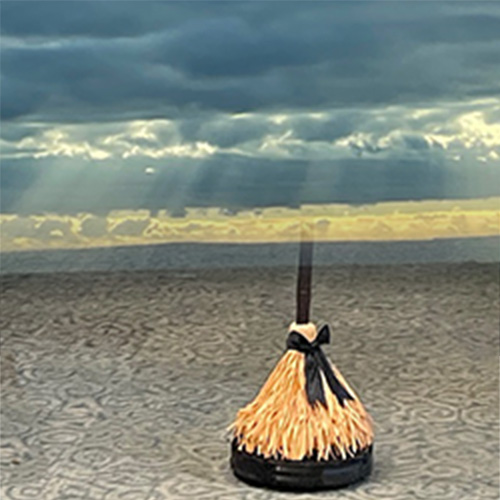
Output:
top-left (1, 236), bottom-right (498, 275)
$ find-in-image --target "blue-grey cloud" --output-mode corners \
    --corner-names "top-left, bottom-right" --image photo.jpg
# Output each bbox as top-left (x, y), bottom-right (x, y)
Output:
top-left (1, 1), bottom-right (500, 213)
top-left (179, 115), bottom-right (272, 148)
top-left (2, 2), bottom-right (500, 122)
top-left (288, 113), bottom-right (360, 143)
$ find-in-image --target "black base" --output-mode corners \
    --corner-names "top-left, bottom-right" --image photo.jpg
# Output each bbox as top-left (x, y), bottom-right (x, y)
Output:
top-left (230, 441), bottom-right (373, 491)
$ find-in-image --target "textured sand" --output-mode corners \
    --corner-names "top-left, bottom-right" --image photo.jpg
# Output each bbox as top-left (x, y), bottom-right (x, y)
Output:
top-left (0, 262), bottom-right (499, 499)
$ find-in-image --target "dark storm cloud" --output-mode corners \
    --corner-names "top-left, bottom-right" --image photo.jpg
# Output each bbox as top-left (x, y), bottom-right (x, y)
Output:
top-left (0, 76), bottom-right (47, 121)
top-left (0, 1), bottom-right (213, 38)
top-left (2, 2), bottom-right (500, 122)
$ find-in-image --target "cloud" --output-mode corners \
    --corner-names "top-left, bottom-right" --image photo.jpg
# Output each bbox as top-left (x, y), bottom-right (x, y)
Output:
top-left (0, 216), bottom-right (38, 239)
top-left (179, 115), bottom-right (272, 149)
top-left (35, 219), bottom-right (75, 242)
top-left (1, 2), bottom-right (500, 215)
top-left (3, 100), bottom-right (499, 161)
top-left (111, 218), bottom-right (150, 237)
top-left (80, 216), bottom-right (108, 238)
top-left (1, 98), bottom-right (500, 215)
top-left (0, 1), bottom-right (216, 39)
top-left (287, 112), bottom-right (360, 143)
top-left (1, 199), bottom-right (499, 252)
top-left (2, 3), bottom-right (500, 122)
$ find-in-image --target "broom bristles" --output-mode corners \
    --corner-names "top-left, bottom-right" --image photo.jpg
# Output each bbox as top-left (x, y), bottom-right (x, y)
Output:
top-left (231, 324), bottom-right (374, 461)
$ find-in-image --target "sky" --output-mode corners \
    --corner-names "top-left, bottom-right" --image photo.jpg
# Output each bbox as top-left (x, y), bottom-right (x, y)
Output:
top-left (1, 1), bottom-right (500, 227)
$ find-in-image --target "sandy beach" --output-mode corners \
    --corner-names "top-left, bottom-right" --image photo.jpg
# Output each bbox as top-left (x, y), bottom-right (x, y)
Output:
top-left (1, 258), bottom-right (498, 499)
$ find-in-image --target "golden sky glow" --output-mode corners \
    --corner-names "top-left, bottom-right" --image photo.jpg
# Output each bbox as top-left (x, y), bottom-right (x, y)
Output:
top-left (1, 198), bottom-right (498, 253)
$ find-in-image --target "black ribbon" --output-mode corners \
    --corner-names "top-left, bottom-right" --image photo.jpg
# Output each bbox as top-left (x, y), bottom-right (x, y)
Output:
top-left (286, 325), bottom-right (354, 408)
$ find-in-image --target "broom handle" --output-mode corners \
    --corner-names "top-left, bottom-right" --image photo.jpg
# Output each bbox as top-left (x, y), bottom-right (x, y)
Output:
top-left (296, 228), bottom-right (314, 324)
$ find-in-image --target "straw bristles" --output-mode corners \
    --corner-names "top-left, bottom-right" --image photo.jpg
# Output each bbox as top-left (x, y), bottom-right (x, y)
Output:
top-left (230, 329), bottom-right (373, 461)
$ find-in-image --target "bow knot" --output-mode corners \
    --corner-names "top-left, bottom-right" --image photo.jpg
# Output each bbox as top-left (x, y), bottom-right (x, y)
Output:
top-left (287, 325), bottom-right (354, 408)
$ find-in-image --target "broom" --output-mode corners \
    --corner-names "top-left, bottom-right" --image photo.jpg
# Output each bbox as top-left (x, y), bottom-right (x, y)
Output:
top-left (229, 229), bottom-right (374, 491)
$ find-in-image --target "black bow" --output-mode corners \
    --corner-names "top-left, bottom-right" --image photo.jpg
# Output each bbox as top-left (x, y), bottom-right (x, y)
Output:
top-left (286, 325), bottom-right (354, 408)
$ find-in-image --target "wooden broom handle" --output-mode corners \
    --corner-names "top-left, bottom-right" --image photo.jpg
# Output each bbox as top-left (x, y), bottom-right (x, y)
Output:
top-left (296, 227), bottom-right (314, 324)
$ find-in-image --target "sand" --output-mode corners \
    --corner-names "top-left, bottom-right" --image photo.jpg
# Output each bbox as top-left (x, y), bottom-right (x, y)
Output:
top-left (0, 261), bottom-right (499, 499)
